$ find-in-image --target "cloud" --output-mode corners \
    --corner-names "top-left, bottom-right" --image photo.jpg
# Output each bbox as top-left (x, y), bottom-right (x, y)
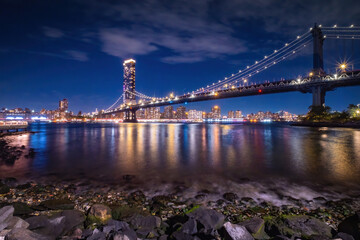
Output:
top-left (99, 29), bottom-right (157, 58)
top-left (96, 1), bottom-right (248, 63)
top-left (65, 50), bottom-right (89, 62)
top-left (43, 26), bottom-right (64, 38)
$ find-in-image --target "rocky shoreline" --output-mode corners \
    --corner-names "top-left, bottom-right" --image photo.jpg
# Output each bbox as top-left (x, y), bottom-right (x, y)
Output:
top-left (291, 121), bottom-right (360, 128)
top-left (0, 177), bottom-right (360, 240)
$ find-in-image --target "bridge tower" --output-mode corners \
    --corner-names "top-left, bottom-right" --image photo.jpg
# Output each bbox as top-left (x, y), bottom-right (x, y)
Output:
top-left (123, 59), bottom-right (138, 122)
top-left (311, 23), bottom-right (326, 106)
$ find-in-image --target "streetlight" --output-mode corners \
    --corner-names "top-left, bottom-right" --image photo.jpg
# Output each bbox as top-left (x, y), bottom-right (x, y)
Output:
top-left (340, 63), bottom-right (347, 71)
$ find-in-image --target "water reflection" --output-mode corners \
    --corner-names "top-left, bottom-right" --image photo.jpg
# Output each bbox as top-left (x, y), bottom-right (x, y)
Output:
top-left (0, 123), bottom-right (359, 184)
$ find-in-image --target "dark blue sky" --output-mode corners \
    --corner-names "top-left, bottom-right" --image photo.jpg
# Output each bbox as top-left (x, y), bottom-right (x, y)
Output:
top-left (0, 0), bottom-right (359, 115)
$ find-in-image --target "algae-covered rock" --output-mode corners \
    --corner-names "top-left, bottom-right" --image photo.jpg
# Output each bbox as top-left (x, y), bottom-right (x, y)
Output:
top-left (265, 215), bottom-right (332, 239)
top-left (41, 199), bottom-right (74, 210)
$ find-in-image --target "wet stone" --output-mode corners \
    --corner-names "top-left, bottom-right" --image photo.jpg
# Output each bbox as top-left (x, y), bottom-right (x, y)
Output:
top-left (41, 199), bottom-right (75, 210)
top-left (223, 222), bottom-right (254, 240)
top-left (223, 192), bottom-right (238, 203)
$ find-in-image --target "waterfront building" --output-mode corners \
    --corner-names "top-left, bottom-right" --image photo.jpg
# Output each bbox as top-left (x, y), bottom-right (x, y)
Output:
top-left (188, 110), bottom-right (203, 120)
top-left (228, 111), bottom-right (234, 119)
top-left (176, 106), bottom-right (187, 119)
top-left (235, 110), bottom-right (242, 118)
top-left (123, 59), bottom-right (136, 105)
top-left (136, 108), bottom-right (146, 119)
top-left (164, 106), bottom-right (174, 119)
top-left (211, 105), bottom-right (221, 119)
top-left (59, 99), bottom-right (68, 112)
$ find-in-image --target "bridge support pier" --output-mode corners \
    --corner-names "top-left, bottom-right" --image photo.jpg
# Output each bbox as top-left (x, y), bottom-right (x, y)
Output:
top-left (123, 109), bottom-right (137, 123)
top-left (312, 86), bottom-right (326, 107)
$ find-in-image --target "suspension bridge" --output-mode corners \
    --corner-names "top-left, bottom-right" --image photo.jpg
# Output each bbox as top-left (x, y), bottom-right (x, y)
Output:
top-left (100, 24), bottom-right (360, 122)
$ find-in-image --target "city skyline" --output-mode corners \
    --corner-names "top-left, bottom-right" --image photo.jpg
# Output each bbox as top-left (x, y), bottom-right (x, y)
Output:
top-left (0, 1), bottom-right (360, 114)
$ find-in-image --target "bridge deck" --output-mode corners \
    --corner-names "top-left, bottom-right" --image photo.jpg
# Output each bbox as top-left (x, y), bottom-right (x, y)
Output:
top-left (104, 72), bottom-right (360, 115)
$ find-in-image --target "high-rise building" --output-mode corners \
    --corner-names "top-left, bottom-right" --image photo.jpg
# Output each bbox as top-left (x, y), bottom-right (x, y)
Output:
top-left (228, 111), bottom-right (234, 119)
top-left (136, 108), bottom-right (145, 119)
top-left (188, 110), bottom-right (203, 120)
top-left (176, 106), bottom-right (187, 119)
top-left (59, 99), bottom-right (68, 112)
top-left (164, 106), bottom-right (174, 119)
top-left (145, 107), bottom-right (161, 119)
top-left (211, 105), bottom-right (221, 119)
top-left (235, 110), bottom-right (242, 118)
top-left (123, 59), bottom-right (136, 105)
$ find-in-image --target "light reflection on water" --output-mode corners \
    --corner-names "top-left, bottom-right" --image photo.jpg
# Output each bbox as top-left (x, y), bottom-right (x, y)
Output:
top-left (1, 122), bottom-right (360, 185)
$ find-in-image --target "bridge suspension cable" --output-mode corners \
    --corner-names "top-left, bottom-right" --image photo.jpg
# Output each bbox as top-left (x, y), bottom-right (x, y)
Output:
top-left (105, 94), bottom-right (123, 111)
top-left (195, 34), bottom-right (312, 93)
top-left (202, 39), bottom-right (313, 92)
top-left (194, 31), bottom-right (312, 94)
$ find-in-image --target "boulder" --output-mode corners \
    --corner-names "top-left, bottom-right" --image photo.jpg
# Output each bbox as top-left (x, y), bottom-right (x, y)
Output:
top-left (6, 216), bottom-right (29, 229)
top-left (88, 204), bottom-right (112, 223)
top-left (223, 192), bottom-right (238, 202)
top-left (181, 219), bottom-right (197, 235)
top-left (56, 210), bottom-right (85, 235)
top-left (223, 222), bottom-right (254, 240)
top-left (0, 183), bottom-right (10, 195)
top-left (172, 231), bottom-right (194, 240)
top-left (113, 228), bottom-right (137, 240)
top-left (187, 207), bottom-right (225, 231)
top-left (87, 228), bottom-right (106, 240)
top-left (130, 215), bottom-right (161, 230)
top-left (41, 199), bottom-right (74, 210)
top-left (0, 206), bottom-right (14, 231)
top-left (5, 228), bottom-right (51, 240)
top-left (265, 215), bottom-right (332, 239)
top-left (335, 232), bottom-right (356, 240)
top-left (25, 215), bottom-right (66, 238)
top-left (12, 203), bottom-right (34, 216)
top-left (240, 217), bottom-right (269, 239)
top-left (338, 212), bottom-right (360, 240)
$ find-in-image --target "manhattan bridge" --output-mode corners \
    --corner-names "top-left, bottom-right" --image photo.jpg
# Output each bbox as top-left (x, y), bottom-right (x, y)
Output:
top-left (100, 24), bottom-right (360, 122)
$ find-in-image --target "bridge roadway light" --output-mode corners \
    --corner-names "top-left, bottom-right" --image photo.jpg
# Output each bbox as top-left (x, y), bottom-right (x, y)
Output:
top-left (340, 63), bottom-right (347, 71)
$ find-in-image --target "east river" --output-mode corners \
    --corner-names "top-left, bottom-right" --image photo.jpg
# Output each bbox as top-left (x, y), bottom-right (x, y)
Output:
top-left (2, 122), bottom-right (360, 187)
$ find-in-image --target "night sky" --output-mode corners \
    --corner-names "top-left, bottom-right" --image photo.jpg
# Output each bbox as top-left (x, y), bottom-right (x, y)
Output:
top-left (0, 0), bottom-right (359, 115)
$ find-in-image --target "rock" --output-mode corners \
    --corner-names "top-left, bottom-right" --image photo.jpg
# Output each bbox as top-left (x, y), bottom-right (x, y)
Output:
top-left (172, 231), bottom-right (193, 240)
top-left (181, 219), bottom-right (197, 235)
top-left (6, 216), bottom-right (30, 229)
top-left (89, 204), bottom-right (112, 223)
top-left (187, 207), bottom-right (225, 231)
top-left (41, 199), bottom-right (74, 210)
top-left (265, 215), bottom-right (332, 239)
top-left (0, 229), bottom-right (11, 240)
top-left (129, 190), bottom-right (146, 203)
top-left (0, 206), bottom-right (14, 231)
top-left (223, 192), bottom-right (238, 202)
top-left (0, 183), bottom-right (10, 195)
top-left (15, 183), bottom-right (31, 190)
top-left (338, 213), bottom-right (360, 240)
top-left (223, 222), bottom-right (254, 240)
top-left (111, 205), bottom-right (143, 221)
top-left (56, 210), bottom-right (85, 235)
top-left (12, 203), bottom-right (34, 216)
top-left (240, 217), bottom-right (264, 234)
top-left (113, 229), bottom-right (137, 240)
top-left (131, 215), bottom-right (161, 230)
top-left (25, 215), bottom-right (66, 238)
top-left (2, 178), bottom-right (17, 187)
top-left (5, 228), bottom-right (51, 240)
top-left (87, 228), bottom-right (106, 240)
top-left (335, 232), bottom-right (356, 240)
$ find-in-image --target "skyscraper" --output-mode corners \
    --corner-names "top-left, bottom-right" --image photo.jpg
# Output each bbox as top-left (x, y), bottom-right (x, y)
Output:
top-left (211, 105), bottom-right (221, 119)
top-left (235, 110), bottom-right (242, 118)
top-left (228, 111), bottom-right (234, 119)
top-left (164, 106), bottom-right (174, 119)
top-left (59, 99), bottom-right (68, 112)
top-left (176, 106), bottom-right (187, 119)
top-left (123, 59), bottom-right (136, 105)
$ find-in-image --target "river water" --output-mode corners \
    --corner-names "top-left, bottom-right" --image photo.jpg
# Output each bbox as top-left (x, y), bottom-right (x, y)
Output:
top-left (1, 122), bottom-right (360, 203)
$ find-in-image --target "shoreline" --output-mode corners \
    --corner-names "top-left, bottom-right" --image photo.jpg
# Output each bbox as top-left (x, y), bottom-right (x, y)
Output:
top-left (291, 121), bottom-right (360, 128)
top-left (1, 177), bottom-right (360, 239)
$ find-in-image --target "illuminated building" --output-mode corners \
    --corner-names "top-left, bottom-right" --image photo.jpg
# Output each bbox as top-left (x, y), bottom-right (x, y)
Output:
top-left (59, 99), bottom-right (68, 112)
top-left (188, 110), bottom-right (203, 120)
top-left (136, 108), bottom-right (146, 119)
top-left (123, 59), bottom-right (136, 105)
top-left (211, 105), bottom-right (221, 119)
top-left (228, 111), bottom-right (234, 118)
top-left (145, 107), bottom-right (161, 119)
top-left (235, 110), bottom-right (242, 118)
top-left (164, 106), bottom-right (174, 119)
top-left (176, 106), bottom-right (187, 119)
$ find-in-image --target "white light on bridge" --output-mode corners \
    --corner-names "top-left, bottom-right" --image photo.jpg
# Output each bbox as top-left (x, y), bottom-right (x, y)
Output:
top-left (350, 24), bottom-right (354, 28)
